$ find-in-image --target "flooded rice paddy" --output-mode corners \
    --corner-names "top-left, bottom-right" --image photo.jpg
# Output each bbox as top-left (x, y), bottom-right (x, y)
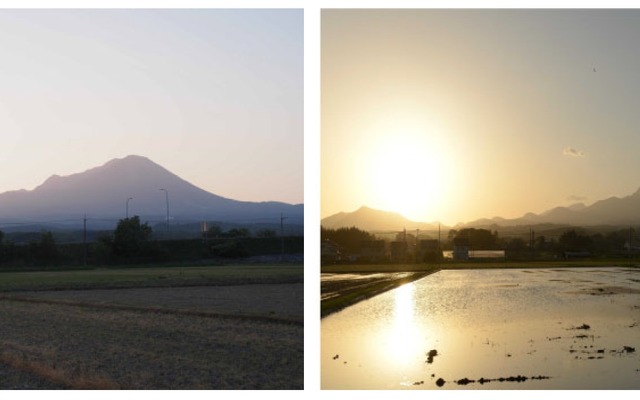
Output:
top-left (321, 267), bottom-right (640, 389)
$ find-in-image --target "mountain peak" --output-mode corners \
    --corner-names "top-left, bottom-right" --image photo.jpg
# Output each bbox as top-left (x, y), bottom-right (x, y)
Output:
top-left (354, 205), bottom-right (406, 218)
top-left (0, 156), bottom-right (303, 226)
top-left (103, 155), bottom-right (158, 168)
top-left (322, 205), bottom-right (440, 231)
top-left (43, 174), bottom-right (62, 184)
top-left (114, 154), bottom-right (151, 162)
top-left (567, 203), bottom-right (586, 211)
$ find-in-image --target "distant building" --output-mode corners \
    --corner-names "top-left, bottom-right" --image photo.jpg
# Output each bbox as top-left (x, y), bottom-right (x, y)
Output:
top-left (321, 240), bottom-right (341, 264)
top-left (452, 237), bottom-right (470, 260)
top-left (563, 251), bottom-right (591, 259)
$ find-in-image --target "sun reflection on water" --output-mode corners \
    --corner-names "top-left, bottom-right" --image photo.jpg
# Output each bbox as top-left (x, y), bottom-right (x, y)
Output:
top-left (378, 283), bottom-right (425, 368)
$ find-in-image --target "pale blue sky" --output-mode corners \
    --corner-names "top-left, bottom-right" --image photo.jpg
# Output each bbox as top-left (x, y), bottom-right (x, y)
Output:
top-left (0, 8), bottom-right (303, 204)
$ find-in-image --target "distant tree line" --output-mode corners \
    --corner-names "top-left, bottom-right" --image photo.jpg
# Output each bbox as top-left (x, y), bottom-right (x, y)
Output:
top-left (447, 227), bottom-right (640, 259)
top-left (206, 225), bottom-right (277, 239)
top-left (447, 228), bottom-right (500, 250)
top-left (320, 225), bottom-right (640, 264)
top-left (321, 226), bottom-right (375, 256)
top-left (0, 216), bottom-right (303, 269)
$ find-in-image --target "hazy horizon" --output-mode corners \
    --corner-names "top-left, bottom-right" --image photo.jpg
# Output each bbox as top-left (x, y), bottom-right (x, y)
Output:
top-left (322, 9), bottom-right (640, 226)
top-left (0, 9), bottom-right (303, 204)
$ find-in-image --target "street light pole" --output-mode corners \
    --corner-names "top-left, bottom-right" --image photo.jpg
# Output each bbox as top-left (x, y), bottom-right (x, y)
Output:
top-left (159, 189), bottom-right (169, 235)
top-left (126, 197), bottom-right (133, 219)
top-left (280, 213), bottom-right (287, 259)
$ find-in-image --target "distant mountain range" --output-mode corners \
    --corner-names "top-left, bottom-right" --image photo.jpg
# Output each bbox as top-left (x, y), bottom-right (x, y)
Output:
top-left (322, 188), bottom-right (640, 232)
top-left (0, 155), bottom-right (303, 231)
top-left (465, 188), bottom-right (640, 228)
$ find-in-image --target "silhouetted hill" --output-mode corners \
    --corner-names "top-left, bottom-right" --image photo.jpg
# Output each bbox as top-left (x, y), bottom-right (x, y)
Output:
top-left (325, 187), bottom-right (640, 235)
top-left (321, 206), bottom-right (441, 231)
top-left (0, 155), bottom-right (302, 230)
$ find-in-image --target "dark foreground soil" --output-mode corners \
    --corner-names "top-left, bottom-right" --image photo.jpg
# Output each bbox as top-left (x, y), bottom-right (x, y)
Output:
top-left (0, 362), bottom-right (67, 389)
top-left (0, 284), bottom-right (303, 389)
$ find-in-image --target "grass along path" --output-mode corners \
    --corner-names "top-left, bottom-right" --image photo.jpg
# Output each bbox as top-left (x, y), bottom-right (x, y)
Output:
top-left (0, 294), bottom-right (302, 326)
top-left (0, 264), bottom-right (302, 292)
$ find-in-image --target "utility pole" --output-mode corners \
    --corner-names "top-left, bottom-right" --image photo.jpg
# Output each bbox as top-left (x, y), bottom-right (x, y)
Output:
top-left (280, 213), bottom-right (287, 259)
top-left (83, 214), bottom-right (87, 266)
top-left (126, 197), bottom-right (133, 219)
top-left (202, 220), bottom-right (208, 244)
top-left (159, 189), bottom-right (169, 238)
top-left (416, 228), bottom-right (419, 263)
top-left (530, 227), bottom-right (535, 261)
top-left (629, 226), bottom-right (632, 261)
top-left (438, 223), bottom-right (441, 266)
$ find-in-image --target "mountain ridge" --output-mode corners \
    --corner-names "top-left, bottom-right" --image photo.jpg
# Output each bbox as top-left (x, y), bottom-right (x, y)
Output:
top-left (323, 186), bottom-right (640, 231)
top-left (321, 205), bottom-right (443, 231)
top-left (0, 155), bottom-right (302, 229)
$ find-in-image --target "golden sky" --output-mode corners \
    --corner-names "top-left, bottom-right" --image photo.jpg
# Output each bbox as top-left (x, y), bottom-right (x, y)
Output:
top-left (322, 9), bottom-right (640, 225)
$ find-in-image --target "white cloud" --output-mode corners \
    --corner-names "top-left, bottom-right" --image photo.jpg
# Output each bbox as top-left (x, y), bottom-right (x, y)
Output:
top-left (563, 147), bottom-right (585, 157)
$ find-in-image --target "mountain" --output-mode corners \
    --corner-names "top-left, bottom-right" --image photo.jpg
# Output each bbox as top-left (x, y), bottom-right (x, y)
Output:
top-left (321, 206), bottom-right (442, 232)
top-left (463, 188), bottom-right (640, 228)
top-left (324, 187), bottom-right (640, 234)
top-left (0, 155), bottom-right (303, 230)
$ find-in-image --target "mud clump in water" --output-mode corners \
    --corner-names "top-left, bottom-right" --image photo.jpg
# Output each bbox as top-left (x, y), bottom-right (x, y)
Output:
top-left (426, 349), bottom-right (438, 364)
top-left (450, 375), bottom-right (550, 386)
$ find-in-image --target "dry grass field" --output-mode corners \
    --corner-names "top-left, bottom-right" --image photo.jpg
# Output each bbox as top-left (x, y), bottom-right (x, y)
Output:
top-left (0, 265), bottom-right (303, 390)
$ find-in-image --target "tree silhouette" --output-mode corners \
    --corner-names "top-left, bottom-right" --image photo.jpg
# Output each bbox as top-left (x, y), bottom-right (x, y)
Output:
top-left (208, 224), bottom-right (223, 238)
top-left (321, 226), bottom-right (375, 255)
top-left (257, 229), bottom-right (277, 238)
top-left (452, 228), bottom-right (499, 249)
top-left (29, 230), bottom-right (61, 265)
top-left (113, 216), bottom-right (153, 257)
top-left (558, 229), bottom-right (592, 253)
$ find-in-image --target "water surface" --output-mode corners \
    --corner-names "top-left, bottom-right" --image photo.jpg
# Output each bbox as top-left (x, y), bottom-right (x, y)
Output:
top-left (322, 267), bottom-right (640, 389)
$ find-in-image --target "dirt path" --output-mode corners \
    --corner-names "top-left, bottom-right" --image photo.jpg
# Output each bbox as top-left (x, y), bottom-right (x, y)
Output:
top-left (11, 283), bottom-right (303, 323)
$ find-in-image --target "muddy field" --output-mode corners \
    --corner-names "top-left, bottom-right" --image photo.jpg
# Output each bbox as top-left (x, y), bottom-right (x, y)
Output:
top-left (322, 267), bottom-right (640, 389)
top-left (0, 279), bottom-right (302, 389)
top-left (321, 271), bottom-right (435, 317)
top-left (320, 262), bottom-right (639, 318)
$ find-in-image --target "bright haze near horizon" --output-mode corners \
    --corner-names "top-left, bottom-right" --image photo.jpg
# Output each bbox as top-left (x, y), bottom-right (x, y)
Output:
top-left (322, 9), bottom-right (640, 226)
top-left (0, 9), bottom-right (302, 205)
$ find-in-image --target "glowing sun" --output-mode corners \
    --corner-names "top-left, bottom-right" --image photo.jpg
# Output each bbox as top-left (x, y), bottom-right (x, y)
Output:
top-left (364, 124), bottom-right (452, 222)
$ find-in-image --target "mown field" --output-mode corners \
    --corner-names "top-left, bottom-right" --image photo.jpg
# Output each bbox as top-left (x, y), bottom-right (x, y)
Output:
top-left (0, 265), bottom-right (303, 389)
top-left (0, 264), bottom-right (302, 292)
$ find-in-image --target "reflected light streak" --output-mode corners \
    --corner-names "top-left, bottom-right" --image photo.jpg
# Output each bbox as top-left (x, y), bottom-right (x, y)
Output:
top-left (378, 283), bottom-right (424, 367)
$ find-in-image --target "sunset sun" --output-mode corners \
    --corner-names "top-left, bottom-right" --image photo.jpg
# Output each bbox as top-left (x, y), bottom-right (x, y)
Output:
top-left (364, 121), bottom-right (452, 222)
